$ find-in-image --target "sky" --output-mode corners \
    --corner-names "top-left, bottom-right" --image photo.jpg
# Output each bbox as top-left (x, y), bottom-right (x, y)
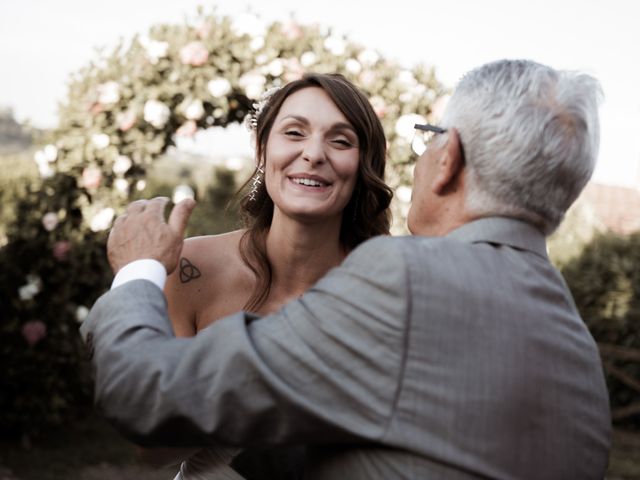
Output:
top-left (1, 0), bottom-right (639, 187)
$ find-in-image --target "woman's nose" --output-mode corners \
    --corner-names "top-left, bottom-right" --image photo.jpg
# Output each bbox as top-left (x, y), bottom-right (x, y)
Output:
top-left (302, 136), bottom-right (326, 166)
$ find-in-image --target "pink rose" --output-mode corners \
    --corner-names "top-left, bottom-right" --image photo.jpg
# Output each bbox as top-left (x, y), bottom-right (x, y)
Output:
top-left (82, 166), bottom-right (102, 189)
top-left (22, 320), bottom-right (47, 347)
top-left (179, 41), bottom-right (209, 67)
top-left (52, 240), bottom-right (72, 261)
top-left (281, 21), bottom-right (303, 40)
top-left (195, 21), bottom-right (212, 39)
top-left (176, 120), bottom-right (197, 137)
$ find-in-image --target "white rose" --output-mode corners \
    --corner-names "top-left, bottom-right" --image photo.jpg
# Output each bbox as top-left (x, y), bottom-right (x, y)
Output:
top-left (144, 100), bottom-right (171, 129)
top-left (358, 49), bottom-right (379, 66)
top-left (224, 157), bottom-right (246, 171)
top-left (90, 208), bottom-right (115, 232)
top-left (136, 180), bottom-right (146, 191)
top-left (172, 184), bottom-right (195, 204)
top-left (345, 59), bottom-right (362, 75)
top-left (232, 13), bottom-right (267, 37)
top-left (75, 305), bottom-right (89, 323)
top-left (112, 155), bottom-right (132, 175)
top-left (267, 59), bottom-right (284, 77)
top-left (43, 144), bottom-right (58, 162)
top-left (398, 70), bottom-right (417, 87)
top-left (300, 51), bottom-right (316, 67)
top-left (114, 178), bottom-right (129, 194)
top-left (395, 114), bottom-right (427, 142)
top-left (208, 78), bottom-right (232, 97)
top-left (42, 212), bottom-right (59, 231)
top-left (97, 81), bottom-right (120, 105)
top-left (185, 99), bottom-right (205, 120)
top-left (250, 36), bottom-right (265, 51)
top-left (239, 72), bottom-right (266, 99)
top-left (396, 186), bottom-right (413, 203)
top-left (91, 133), bottom-right (110, 149)
top-left (255, 54), bottom-right (268, 65)
top-left (34, 150), bottom-right (56, 178)
top-left (324, 35), bottom-right (346, 56)
top-left (143, 39), bottom-right (169, 64)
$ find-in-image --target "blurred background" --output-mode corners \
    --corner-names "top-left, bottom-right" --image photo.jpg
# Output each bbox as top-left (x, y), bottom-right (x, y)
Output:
top-left (1, 1), bottom-right (639, 478)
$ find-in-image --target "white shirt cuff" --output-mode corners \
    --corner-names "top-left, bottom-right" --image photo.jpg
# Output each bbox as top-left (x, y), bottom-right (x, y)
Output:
top-left (111, 259), bottom-right (167, 291)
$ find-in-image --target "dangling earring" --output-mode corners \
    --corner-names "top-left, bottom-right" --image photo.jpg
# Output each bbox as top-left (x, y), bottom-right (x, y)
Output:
top-left (248, 165), bottom-right (264, 201)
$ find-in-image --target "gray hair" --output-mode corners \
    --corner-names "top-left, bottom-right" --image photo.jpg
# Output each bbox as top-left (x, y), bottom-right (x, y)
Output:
top-left (440, 59), bottom-right (603, 234)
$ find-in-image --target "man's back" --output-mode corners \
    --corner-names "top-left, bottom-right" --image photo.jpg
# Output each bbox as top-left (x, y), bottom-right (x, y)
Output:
top-left (304, 217), bottom-right (610, 479)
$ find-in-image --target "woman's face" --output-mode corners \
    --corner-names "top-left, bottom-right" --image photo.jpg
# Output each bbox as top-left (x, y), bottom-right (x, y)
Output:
top-left (264, 87), bottom-right (360, 223)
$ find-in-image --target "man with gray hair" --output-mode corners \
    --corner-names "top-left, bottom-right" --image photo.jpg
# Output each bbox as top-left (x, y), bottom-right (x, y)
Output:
top-left (82, 59), bottom-right (611, 479)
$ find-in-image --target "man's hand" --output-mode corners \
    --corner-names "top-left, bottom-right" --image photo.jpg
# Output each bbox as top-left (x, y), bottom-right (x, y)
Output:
top-left (107, 197), bottom-right (196, 275)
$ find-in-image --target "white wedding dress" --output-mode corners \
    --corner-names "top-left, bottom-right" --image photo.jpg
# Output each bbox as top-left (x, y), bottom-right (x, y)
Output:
top-left (173, 447), bottom-right (244, 480)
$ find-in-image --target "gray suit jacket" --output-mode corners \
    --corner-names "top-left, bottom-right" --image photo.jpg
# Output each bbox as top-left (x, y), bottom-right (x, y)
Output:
top-left (81, 217), bottom-right (611, 479)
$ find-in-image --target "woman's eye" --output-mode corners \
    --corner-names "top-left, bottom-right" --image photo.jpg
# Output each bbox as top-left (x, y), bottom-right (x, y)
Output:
top-left (285, 130), bottom-right (303, 137)
top-left (332, 138), bottom-right (354, 148)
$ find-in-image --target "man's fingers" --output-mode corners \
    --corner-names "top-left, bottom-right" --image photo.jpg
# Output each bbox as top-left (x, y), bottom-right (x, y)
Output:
top-left (168, 198), bottom-right (196, 236)
top-left (146, 196), bottom-right (170, 221)
top-left (126, 199), bottom-right (148, 214)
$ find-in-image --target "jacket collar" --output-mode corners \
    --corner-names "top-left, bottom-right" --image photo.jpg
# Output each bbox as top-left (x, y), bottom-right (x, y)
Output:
top-left (446, 216), bottom-right (548, 259)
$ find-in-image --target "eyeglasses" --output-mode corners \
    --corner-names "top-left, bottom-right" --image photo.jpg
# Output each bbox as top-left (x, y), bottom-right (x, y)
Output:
top-left (412, 123), bottom-right (447, 156)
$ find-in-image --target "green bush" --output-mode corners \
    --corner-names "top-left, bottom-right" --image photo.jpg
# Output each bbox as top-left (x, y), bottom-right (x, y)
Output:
top-left (562, 232), bottom-right (640, 427)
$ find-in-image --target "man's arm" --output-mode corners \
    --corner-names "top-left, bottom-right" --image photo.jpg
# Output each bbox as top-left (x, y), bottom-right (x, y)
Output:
top-left (81, 236), bottom-right (410, 449)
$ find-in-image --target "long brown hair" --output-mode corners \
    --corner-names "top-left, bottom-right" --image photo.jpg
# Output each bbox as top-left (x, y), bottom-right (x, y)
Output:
top-left (239, 73), bottom-right (392, 311)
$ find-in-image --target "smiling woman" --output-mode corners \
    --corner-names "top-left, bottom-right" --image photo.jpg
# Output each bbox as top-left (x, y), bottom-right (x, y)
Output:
top-left (153, 73), bottom-right (393, 479)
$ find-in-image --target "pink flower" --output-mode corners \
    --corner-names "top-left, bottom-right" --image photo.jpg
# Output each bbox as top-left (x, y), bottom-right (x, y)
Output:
top-left (195, 21), bottom-right (212, 39)
top-left (179, 41), bottom-right (209, 67)
top-left (22, 320), bottom-right (47, 347)
top-left (82, 166), bottom-right (102, 189)
top-left (52, 240), bottom-right (72, 261)
top-left (176, 120), bottom-right (197, 137)
top-left (118, 110), bottom-right (137, 131)
top-left (281, 20), bottom-right (303, 40)
top-left (284, 58), bottom-right (304, 82)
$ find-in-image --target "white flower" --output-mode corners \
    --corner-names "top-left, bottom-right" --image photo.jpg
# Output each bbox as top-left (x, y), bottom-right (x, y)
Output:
top-left (172, 184), bottom-right (195, 204)
top-left (97, 81), bottom-right (120, 105)
top-left (18, 275), bottom-right (42, 301)
top-left (324, 35), bottom-right (346, 56)
top-left (75, 305), bottom-right (89, 323)
top-left (239, 72), bottom-right (266, 99)
top-left (396, 186), bottom-right (413, 203)
top-left (300, 51), bottom-right (316, 67)
top-left (42, 212), bottom-right (59, 231)
top-left (143, 39), bottom-right (169, 64)
top-left (345, 59), bottom-right (362, 75)
top-left (91, 133), bottom-right (110, 149)
top-left (34, 149), bottom-right (56, 178)
top-left (136, 180), bottom-right (146, 191)
top-left (399, 92), bottom-right (413, 103)
top-left (232, 13), bottom-right (266, 37)
top-left (208, 78), bottom-right (232, 97)
top-left (144, 100), bottom-right (171, 129)
top-left (114, 178), bottom-right (129, 194)
top-left (225, 157), bottom-right (246, 171)
top-left (255, 54), bottom-right (268, 65)
top-left (43, 144), bottom-right (58, 162)
top-left (398, 70), bottom-right (417, 87)
top-left (395, 114), bottom-right (427, 142)
top-left (250, 36), bottom-right (265, 51)
top-left (358, 49), bottom-right (379, 66)
top-left (267, 59), bottom-right (284, 77)
top-left (112, 155), bottom-right (132, 175)
top-left (90, 207), bottom-right (115, 232)
top-left (185, 99), bottom-right (205, 120)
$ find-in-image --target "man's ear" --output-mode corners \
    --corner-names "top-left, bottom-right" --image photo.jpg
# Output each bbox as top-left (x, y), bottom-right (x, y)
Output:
top-left (432, 128), bottom-right (465, 195)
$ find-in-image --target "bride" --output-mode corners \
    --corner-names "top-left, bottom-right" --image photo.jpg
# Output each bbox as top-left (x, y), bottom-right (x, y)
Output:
top-left (145, 72), bottom-right (393, 479)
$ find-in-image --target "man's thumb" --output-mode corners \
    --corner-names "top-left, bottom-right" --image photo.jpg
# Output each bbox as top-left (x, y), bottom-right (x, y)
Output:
top-left (168, 198), bottom-right (196, 235)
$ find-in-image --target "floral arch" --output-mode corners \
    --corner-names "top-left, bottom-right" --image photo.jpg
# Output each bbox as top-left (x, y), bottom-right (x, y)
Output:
top-left (0, 9), bottom-right (445, 434)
